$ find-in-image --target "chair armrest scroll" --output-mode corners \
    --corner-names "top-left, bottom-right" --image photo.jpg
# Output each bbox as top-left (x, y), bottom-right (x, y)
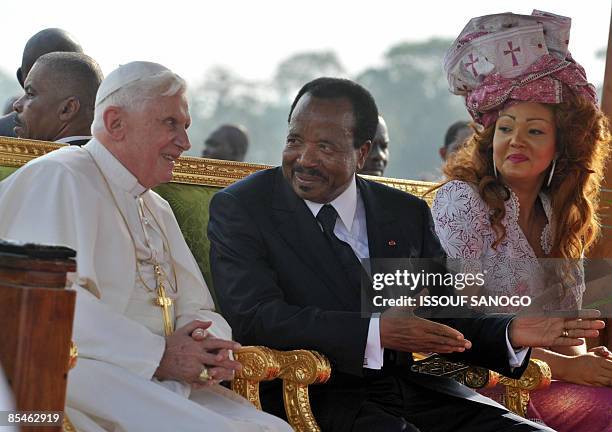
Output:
top-left (498, 358), bottom-right (552, 417)
top-left (232, 346), bottom-right (281, 409)
top-left (232, 347), bottom-right (331, 431)
top-left (275, 349), bottom-right (331, 432)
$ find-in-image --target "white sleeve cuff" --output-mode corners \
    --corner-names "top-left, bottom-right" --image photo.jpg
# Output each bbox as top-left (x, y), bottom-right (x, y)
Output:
top-left (505, 323), bottom-right (529, 368)
top-left (363, 315), bottom-right (384, 370)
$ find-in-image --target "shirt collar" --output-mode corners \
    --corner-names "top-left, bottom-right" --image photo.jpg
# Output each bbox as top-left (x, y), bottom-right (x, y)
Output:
top-left (304, 176), bottom-right (358, 231)
top-left (55, 135), bottom-right (92, 145)
top-left (84, 138), bottom-right (147, 197)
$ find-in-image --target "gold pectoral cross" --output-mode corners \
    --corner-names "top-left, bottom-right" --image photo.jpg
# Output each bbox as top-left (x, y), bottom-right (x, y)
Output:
top-left (153, 264), bottom-right (174, 336)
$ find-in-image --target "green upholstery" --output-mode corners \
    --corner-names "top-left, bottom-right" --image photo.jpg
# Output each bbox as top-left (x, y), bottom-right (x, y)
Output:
top-left (0, 166), bottom-right (17, 181)
top-left (153, 182), bottom-right (221, 307)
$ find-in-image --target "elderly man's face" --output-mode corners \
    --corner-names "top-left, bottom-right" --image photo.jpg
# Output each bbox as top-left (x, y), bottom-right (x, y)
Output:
top-left (13, 62), bottom-right (65, 140)
top-left (123, 92), bottom-right (191, 188)
top-left (282, 94), bottom-right (370, 203)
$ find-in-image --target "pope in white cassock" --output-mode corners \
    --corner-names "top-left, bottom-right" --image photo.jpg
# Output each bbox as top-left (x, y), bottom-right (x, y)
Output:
top-left (0, 61), bottom-right (292, 432)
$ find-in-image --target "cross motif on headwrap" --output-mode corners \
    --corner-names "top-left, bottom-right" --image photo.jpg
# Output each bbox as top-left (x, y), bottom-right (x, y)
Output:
top-left (465, 53), bottom-right (479, 77)
top-left (504, 41), bottom-right (521, 66)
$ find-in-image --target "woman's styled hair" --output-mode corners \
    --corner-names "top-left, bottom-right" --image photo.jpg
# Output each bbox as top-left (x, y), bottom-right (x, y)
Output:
top-left (440, 90), bottom-right (611, 259)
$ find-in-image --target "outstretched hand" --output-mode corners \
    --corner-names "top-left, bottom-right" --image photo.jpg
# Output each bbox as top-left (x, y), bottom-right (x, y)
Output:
top-left (509, 310), bottom-right (605, 349)
top-left (380, 307), bottom-right (471, 354)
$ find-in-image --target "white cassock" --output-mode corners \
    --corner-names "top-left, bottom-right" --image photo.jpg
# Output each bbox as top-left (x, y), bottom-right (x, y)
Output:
top-left (0, 139), bottom-right (291, 432)
top-left (0, 366), bottom-right (17, 432)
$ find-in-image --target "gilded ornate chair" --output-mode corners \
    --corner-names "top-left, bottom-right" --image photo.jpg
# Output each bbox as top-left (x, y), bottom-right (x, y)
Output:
top-left (0, 137), bottom-right (551, 432)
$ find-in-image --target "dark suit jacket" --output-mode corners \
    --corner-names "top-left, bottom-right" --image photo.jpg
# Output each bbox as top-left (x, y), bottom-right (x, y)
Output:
top-left (209, 167), bottom-right (528, 430)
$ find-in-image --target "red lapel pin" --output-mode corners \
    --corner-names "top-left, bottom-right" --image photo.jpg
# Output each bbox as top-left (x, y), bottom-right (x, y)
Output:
top-left (388, 240), bottom-right (397, 246)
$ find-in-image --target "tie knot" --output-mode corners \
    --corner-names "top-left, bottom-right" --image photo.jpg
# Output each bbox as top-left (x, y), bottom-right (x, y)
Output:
top-left (317, 204), bottom-right (338, 233)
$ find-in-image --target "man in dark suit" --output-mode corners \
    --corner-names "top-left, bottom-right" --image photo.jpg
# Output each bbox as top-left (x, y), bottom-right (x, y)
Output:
top-left (208, 78), bottom-right (602, 432)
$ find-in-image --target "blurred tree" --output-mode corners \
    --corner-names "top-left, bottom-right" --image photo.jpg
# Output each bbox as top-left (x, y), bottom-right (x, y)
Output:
top-left (187, 41), bottom-right (471, 179)
top-left (356, 38), bottom-right (467, 180)
top-left (273, 51), bottom-right (347, 101)
top-left (0, 68), bottom-right (21, 114)
top-left (188, 66), bottom-right (286, 165)
top-left (595, 46), bottom-right (606, 101)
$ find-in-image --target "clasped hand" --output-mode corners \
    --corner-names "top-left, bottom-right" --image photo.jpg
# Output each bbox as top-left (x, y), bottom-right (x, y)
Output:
top-left (154, 320), bottom-right (242, 387)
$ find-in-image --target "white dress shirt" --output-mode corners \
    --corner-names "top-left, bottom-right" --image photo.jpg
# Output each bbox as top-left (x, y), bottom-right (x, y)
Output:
top-left (55, 135), bottom-right (92, 145)
top-left (304, 175), bottom-right (528, 370)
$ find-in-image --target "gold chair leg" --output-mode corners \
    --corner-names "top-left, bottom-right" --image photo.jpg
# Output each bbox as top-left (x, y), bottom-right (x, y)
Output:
top-left (232, 346), bottom-right (281, 410)
top-left (499, 358), bottom-right (551, 417)
top-left (282, 379), bottom-right (321, 432)
top-left (232, 377), bottom-right (264, 410)
top-left (276, 349), bottom-right (331, 432)
top-left (503, 386), bottom-right (530, 417)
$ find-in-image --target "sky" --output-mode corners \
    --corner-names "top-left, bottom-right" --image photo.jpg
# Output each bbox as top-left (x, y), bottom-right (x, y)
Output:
top-left (1, 0), bottom-right (610, 88)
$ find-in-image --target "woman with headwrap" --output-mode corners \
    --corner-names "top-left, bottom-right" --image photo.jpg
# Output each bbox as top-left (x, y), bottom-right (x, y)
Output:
top-left (432, 10), bottom-right (612, 431)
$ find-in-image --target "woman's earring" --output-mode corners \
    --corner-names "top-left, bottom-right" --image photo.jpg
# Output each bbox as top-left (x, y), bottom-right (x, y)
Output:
top-left (546, 159), bottom-right (556, 187)
top-left (493, 156), bottom-right (498, 179)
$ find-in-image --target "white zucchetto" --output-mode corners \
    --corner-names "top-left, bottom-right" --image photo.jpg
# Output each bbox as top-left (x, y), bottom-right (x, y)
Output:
top-left (95, 61), bottom-right (170, 107)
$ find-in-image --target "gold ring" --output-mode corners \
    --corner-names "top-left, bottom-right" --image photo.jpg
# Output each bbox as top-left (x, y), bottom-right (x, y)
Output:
top-left (562, 329), bottom-right (570, 338)
top-left (199, 366), bottom-right (211, 382)
top-left (193, 328), bottom-right (206, 338)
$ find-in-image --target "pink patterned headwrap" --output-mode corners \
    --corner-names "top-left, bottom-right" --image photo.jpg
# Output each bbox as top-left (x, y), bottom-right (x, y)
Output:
top-left (444, 10), bottom-right (597, 127)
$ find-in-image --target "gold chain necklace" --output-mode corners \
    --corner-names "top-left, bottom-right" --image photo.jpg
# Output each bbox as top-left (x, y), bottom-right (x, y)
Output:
top-left (85, 147), bottom-right (177, 336)
top-left (136, 198), bottom-right (178, 294)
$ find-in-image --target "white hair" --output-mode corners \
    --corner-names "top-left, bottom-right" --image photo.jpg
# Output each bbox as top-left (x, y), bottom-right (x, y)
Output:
top-left (91, 70), bottom-right (186, 137)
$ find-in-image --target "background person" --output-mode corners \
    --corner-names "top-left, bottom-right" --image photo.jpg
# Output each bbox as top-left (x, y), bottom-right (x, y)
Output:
top-left (358, 115), bottom-right (389, 176)
top-left (0, 28), bottom-right (83, 138)
top-left (202, 124), bottom-right (249, 162)
top-left (13, 52), bottom-right (103, 145)
top-left (439, 120), bottom-right (471, 161)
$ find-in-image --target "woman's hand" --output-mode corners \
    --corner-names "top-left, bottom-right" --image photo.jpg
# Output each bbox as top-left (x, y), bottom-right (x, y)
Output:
top-left (589, 345), bottom-right (612, 359)
top-left (558, 351), bottom-right (612, 387)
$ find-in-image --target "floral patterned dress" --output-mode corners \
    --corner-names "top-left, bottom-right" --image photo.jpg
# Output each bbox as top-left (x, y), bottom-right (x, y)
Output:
top-left (432, 180), bottom-right (611, 432)
top-left (432, 180), bottom-right (583, 312)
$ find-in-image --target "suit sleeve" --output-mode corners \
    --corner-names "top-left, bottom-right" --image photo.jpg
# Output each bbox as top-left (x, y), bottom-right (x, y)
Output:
top-left (419, 198), bottom-right (529, 378)
top-left (208, 190), bottom-right (370, 377)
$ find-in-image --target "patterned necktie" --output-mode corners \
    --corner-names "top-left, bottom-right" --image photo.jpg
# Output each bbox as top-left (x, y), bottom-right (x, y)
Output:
top-left (316, 204), bottom-right (363, 290)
